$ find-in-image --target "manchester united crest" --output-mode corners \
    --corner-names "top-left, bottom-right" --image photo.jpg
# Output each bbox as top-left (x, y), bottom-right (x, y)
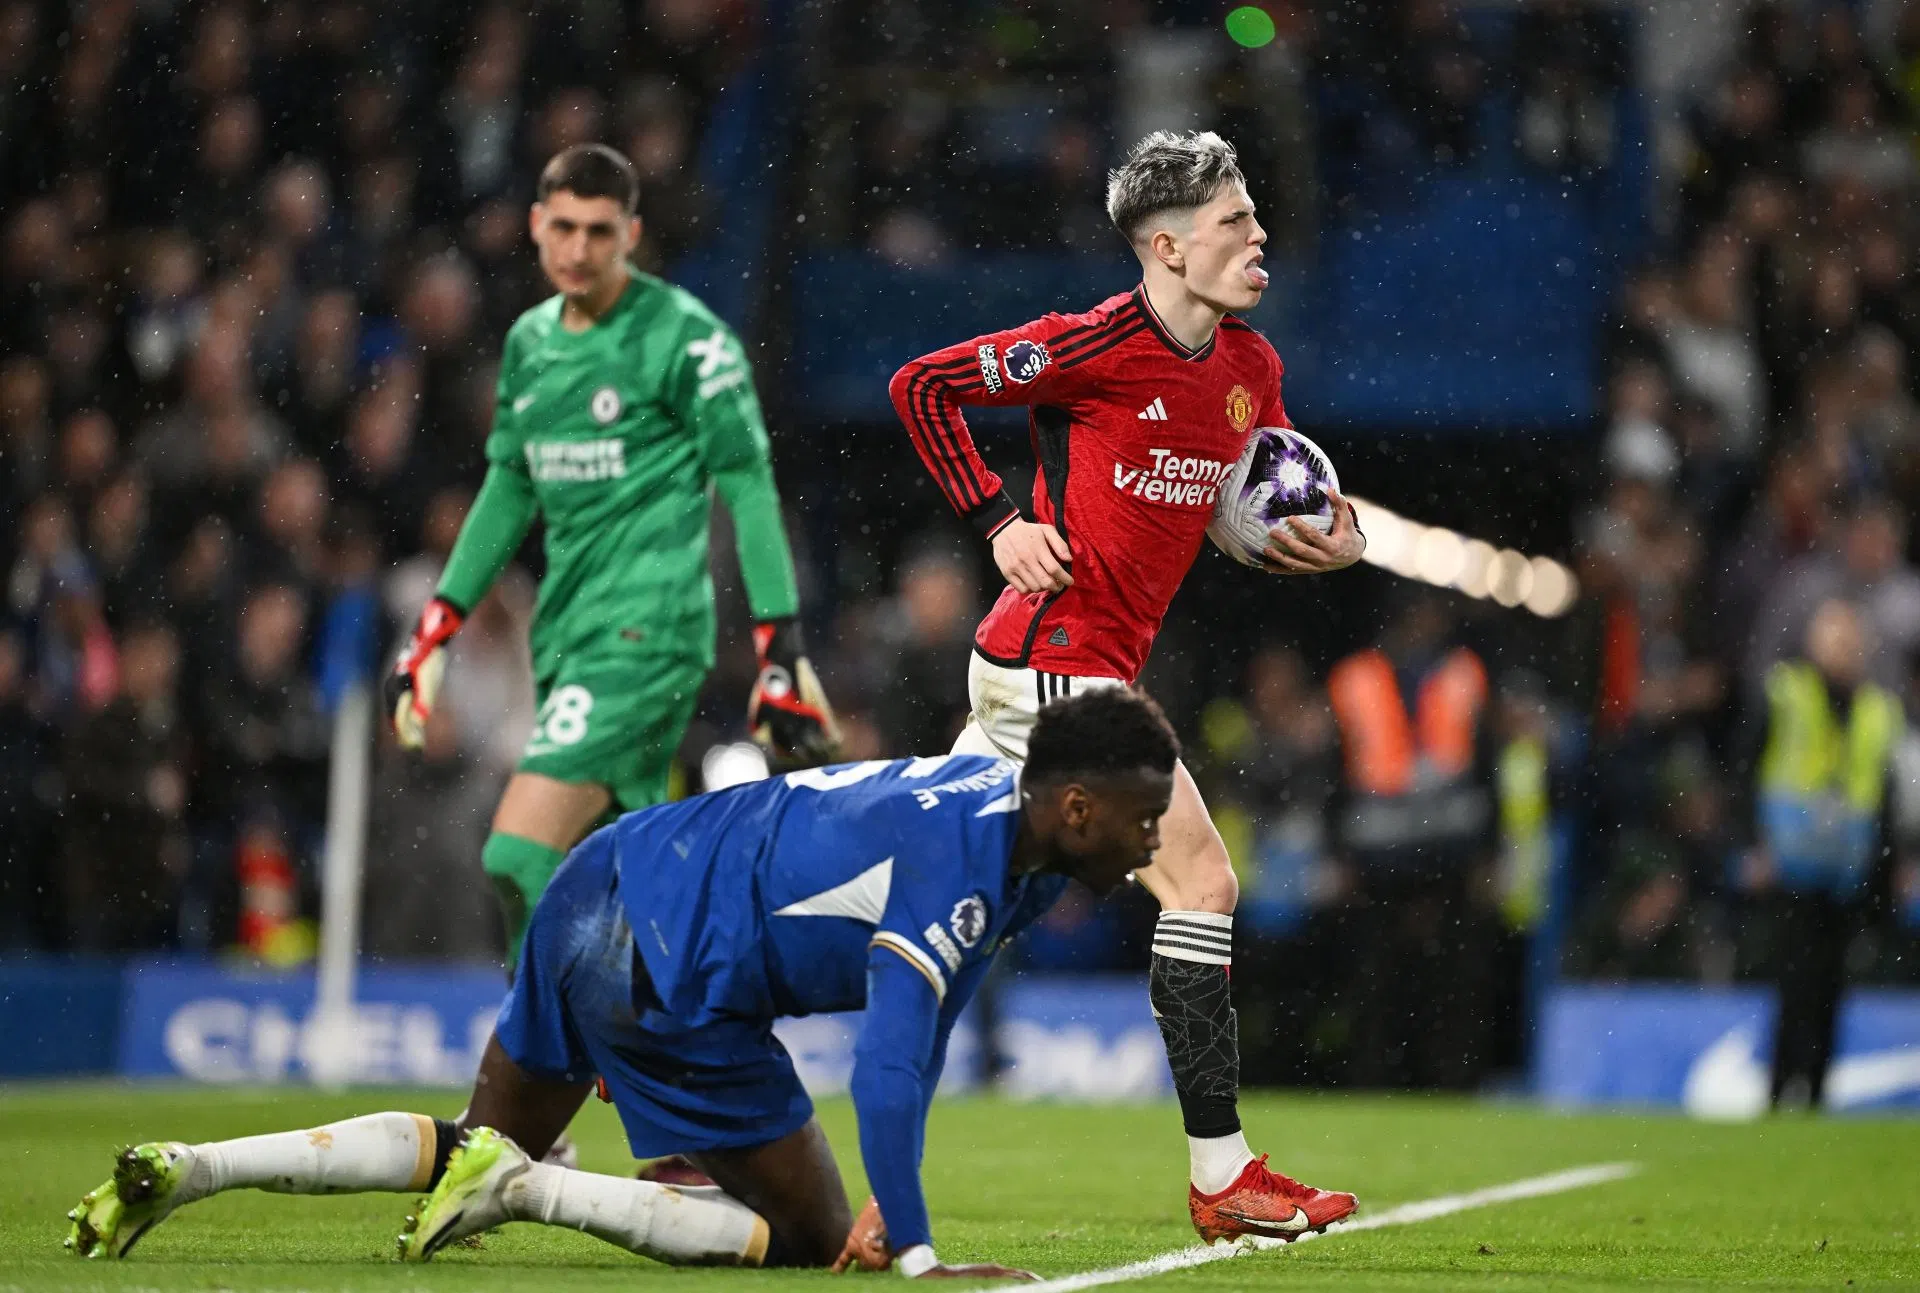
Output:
top-left (1225, 384), bottom-right (1254, 433)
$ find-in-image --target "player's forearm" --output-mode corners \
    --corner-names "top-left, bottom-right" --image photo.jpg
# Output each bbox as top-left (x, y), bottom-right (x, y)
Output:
top-left (435, 464), bottom-right (537, 613)
top-left (918, 960), bottom-right (987, 1107)
top-left (850, 1064), bottom-right (933, 1252)
top-left (888, 358), bottom-right (1020, 539)
top-left (712, 460), bottom-right (801, 622)
top-left (850, 957), bottom-right (942, 1252)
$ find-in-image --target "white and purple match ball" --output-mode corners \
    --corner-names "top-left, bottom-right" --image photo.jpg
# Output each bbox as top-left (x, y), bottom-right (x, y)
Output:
top-left (1205, 426), bottom-right (1342, 568)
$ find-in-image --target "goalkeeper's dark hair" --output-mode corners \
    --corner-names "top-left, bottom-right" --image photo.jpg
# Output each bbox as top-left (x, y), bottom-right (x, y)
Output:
top-left (538, 144), bottom-right (639, 214)
top-left (1106, 131), bottom-right (1245, 245)
top-left (1025, 688), bottom-right (1180, 788)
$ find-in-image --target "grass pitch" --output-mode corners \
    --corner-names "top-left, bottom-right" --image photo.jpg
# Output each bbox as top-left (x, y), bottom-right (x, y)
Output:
top-left (1, 1084), bottom-right (1915, 1290)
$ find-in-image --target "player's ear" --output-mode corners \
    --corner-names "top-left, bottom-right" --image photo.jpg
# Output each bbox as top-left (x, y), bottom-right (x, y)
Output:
top-left (1150, 227), bottom-right (1183, 272)
top-left (529, 203), bottom-right (544, 241)
top-left (626, 215), bottom-right (643, 251)
top-left (1059, 783), bottom-right (1093, 832)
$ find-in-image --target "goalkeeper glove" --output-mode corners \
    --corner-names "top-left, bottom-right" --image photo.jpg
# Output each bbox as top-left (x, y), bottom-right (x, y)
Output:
top-left (749, 618), bottom-right (839, 764)
top-left (384, 596), bottom-right (463, 749)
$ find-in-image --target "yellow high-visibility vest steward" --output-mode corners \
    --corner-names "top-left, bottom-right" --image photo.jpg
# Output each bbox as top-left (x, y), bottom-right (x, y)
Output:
top-left (1757, 660), bottom-right (1902, 894)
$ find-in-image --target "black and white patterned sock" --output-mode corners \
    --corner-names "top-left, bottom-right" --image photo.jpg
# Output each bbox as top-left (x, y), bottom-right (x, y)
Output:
top-left (1149, 911), bottom-right (1241, 1140)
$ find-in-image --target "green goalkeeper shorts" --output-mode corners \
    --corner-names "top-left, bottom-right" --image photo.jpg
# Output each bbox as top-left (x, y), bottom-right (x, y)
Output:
top-left (517, 652), bottom-right (706, 810)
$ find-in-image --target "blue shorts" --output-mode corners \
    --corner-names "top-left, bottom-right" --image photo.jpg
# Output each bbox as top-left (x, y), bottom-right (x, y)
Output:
top-left (493, 828), bottom-right (815, 1158)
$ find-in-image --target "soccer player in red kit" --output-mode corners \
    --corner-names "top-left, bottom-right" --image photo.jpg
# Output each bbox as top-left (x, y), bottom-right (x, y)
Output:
top-left (889, 131), bottom-right (1365, 1242)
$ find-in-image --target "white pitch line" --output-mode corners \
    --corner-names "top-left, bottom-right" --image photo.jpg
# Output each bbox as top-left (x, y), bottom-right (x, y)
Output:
top-left (997, 1161), bottom-right (1639, 1293)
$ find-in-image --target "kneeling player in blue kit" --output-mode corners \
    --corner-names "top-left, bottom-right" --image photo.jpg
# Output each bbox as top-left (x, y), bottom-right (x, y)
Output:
top-left (66, 688), bottom-right (1178, 1281)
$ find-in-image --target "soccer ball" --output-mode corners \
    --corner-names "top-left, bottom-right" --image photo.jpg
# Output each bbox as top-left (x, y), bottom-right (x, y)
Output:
top-left (1206, 427), bottom-right (1341, 568)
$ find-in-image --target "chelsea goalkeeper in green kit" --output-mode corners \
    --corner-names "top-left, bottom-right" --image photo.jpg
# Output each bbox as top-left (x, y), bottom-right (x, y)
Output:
top-left (385, 144), bottom-right (836, 959)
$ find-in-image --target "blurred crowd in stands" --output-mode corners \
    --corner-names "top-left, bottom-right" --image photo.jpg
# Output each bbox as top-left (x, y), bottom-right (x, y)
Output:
top-left (4, 0), bottom-right (1920, 1090)
top-left (0, 0), bottom-right (736, 958)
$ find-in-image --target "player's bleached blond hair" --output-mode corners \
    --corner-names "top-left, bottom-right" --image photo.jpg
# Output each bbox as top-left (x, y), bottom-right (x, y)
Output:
top-left (1105, 131), bottom-right (1245, 246)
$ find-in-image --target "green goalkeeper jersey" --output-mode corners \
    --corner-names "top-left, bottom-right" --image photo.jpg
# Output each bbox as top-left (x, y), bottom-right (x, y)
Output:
top-left (435, 269), bottom-right (800, 675)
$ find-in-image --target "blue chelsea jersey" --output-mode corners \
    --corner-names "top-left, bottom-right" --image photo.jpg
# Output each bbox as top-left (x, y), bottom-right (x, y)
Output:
top-left (607, 755), bottom-right (1068, 1026)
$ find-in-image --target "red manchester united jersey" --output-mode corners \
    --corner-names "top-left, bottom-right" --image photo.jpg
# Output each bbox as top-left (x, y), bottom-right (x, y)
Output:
top-left (890, 285), bottom-right (1290, 682)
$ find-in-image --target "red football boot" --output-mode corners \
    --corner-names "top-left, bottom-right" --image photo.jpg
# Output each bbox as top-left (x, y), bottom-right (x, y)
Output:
top-left (1188, 1154), bottom-right (1358, 1244)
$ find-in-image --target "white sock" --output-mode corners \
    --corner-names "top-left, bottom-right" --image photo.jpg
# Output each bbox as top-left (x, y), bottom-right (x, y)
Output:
top-left (185, 1112), bottom-right (438, 1200)
top-left (1188, 1130), bottom-right (1255, 1196)
top-left (509, 1161), bottom-right (768, 1266)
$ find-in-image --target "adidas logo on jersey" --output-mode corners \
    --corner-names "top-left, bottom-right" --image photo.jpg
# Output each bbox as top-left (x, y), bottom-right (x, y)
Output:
top-left (1137, 397), bottom-right (1168, 421)
top-left (1048, 627), bottom-right (1070, 646)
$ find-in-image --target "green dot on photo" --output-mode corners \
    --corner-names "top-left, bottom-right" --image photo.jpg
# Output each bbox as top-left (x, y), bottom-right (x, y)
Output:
top-left (1225, 5), bottom-right (1277, 48)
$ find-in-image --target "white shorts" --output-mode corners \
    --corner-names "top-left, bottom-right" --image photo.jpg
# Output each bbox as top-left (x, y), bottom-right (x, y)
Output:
top-left (949, 651), bottom-right (1129, 762)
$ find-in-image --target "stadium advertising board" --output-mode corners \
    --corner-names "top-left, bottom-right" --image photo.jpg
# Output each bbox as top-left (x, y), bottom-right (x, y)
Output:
top-left (120, 964), bottom-right (505, 1085)
top-left (118, 966), bottom-right (1173, 1098)
top-left (123, 969), bottom-right (1919, 1112)
top-left (1539, 985), bottom-right (1920, 1116)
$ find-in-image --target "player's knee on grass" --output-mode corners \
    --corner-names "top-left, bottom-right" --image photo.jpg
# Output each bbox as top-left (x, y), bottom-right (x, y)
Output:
top-left (481, 833), bottom-right (569, 962)
top-left (689, 1120), bottom-right (853, 1268)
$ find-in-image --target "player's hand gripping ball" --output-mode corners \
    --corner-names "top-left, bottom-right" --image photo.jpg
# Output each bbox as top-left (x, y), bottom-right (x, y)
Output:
top-left (1206, 426), bottom-right (1342, 568)
top-left (749, 618), bottom-right (841, 765)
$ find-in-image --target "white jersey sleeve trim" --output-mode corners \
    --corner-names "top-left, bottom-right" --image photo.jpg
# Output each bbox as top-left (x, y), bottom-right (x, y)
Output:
top-left (871, 932), bottom-right (948, 1003)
